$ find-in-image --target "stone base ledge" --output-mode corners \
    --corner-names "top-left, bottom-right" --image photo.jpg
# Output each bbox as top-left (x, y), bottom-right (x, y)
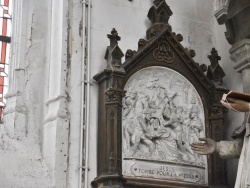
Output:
top-left (0, 157), bottom-right (52, 188)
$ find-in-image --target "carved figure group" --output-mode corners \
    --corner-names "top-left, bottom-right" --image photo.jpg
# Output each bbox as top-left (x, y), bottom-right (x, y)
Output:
top-left (123, 68), bottom-right (205, 167)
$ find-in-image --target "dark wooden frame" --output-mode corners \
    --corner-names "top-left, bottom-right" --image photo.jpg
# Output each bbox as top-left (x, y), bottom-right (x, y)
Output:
top-left (92, 1), bottom-right (228, 187)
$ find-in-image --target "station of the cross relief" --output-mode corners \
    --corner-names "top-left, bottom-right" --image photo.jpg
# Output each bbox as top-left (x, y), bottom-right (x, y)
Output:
top-left (122, 66), bottom-right (208, 185)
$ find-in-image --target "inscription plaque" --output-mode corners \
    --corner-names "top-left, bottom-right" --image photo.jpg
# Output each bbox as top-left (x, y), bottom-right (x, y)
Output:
top-left (123, 160), bottom-right (205, 184)
top-left (122, 66), bottom-right (208, 185)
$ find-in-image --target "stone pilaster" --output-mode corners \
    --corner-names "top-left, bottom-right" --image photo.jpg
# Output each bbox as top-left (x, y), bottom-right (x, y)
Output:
top-left (3, 0), bottom-right (28, 139)
top-left (230, 39), bottom-right (250, 92)
top-left (43, 0), bottom-right (71, 187)
top-left (214, 0), bottom-right (229, 25)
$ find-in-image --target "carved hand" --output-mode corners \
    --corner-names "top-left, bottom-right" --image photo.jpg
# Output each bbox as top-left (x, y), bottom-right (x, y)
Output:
top-left (221, 97), bottom-right (250, 112)
top-left (191, 138), bottom-right (216, 155)
top-left (145, 133), bottom-right (153, 139)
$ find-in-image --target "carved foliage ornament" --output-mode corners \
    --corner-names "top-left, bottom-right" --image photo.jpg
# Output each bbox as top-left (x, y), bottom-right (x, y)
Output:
top-left (105, 88), bottom-right (126, 103)
top-left (153, 41), bottom-right (175, 63)
top-left (210, 106), bottom-right (223, 118)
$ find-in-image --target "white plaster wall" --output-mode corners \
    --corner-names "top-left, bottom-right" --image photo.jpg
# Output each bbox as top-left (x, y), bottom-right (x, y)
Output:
top-left (0, 0), bottom-right (53, 187)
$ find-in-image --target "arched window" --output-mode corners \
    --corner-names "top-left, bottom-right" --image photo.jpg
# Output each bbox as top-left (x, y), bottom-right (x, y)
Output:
top-left (0, 0), bottom-right (12, 120)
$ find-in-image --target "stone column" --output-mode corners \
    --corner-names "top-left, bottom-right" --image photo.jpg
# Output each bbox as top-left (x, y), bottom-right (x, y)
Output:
top-left (3, 0), bottom-right (28, 139)
top-left (42, 0), bottom-right (71, 187)
top-left (214, 0), bottom-right (229, 25)
top-left (230, 39), bottom-right (250, 93)
top-left (214, 0), bottom-right (250, 93)
top-left (214, 1), bottom-right (250, 187)
top-left (230, 39), bottom-right (250, 92)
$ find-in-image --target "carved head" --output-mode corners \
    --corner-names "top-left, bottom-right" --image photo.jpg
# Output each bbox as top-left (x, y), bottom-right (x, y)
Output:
top-left (162, 105), bottom-right (171, 119)
top-left (190, 106), bottom-right (199, 118)
top-left (143, 109), bottom-right (154, 120)
top-left (131, 91), bottom-right (138, 99)
top-left (176, 106), bottom-right (183, 114)
top-left (150, 117), bottom-right (161, 130)
top-left (138, 38), bottom-right (146, 47)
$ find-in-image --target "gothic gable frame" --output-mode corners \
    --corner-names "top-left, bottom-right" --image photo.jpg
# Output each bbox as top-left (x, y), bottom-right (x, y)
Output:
top-left (120, 25), bottom-right (213, 188)
top-left (92, 1), bottom-right (228, 188)
top-left (122, 28), bottom-right (213, 95)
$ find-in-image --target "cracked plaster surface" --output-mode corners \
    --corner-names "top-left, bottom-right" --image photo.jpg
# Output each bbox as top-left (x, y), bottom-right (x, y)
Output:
top-left (0, 123), bottom-right (53, 188)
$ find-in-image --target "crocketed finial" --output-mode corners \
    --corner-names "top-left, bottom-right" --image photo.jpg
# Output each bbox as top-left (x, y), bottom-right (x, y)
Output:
top-left (107, 28), bottom-right (121, 48)
top-left (207, 48), bottom-right (225, 85)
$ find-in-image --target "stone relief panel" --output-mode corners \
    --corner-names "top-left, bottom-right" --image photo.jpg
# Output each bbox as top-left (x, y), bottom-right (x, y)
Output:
top-left (122, 66), bottom-right (207, 184)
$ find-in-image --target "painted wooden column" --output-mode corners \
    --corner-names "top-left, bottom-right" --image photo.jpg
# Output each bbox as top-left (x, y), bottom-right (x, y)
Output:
top-left (92, 29), bottom-right (126, 188)
top-left (205, 48), bottom-right (228, 186)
